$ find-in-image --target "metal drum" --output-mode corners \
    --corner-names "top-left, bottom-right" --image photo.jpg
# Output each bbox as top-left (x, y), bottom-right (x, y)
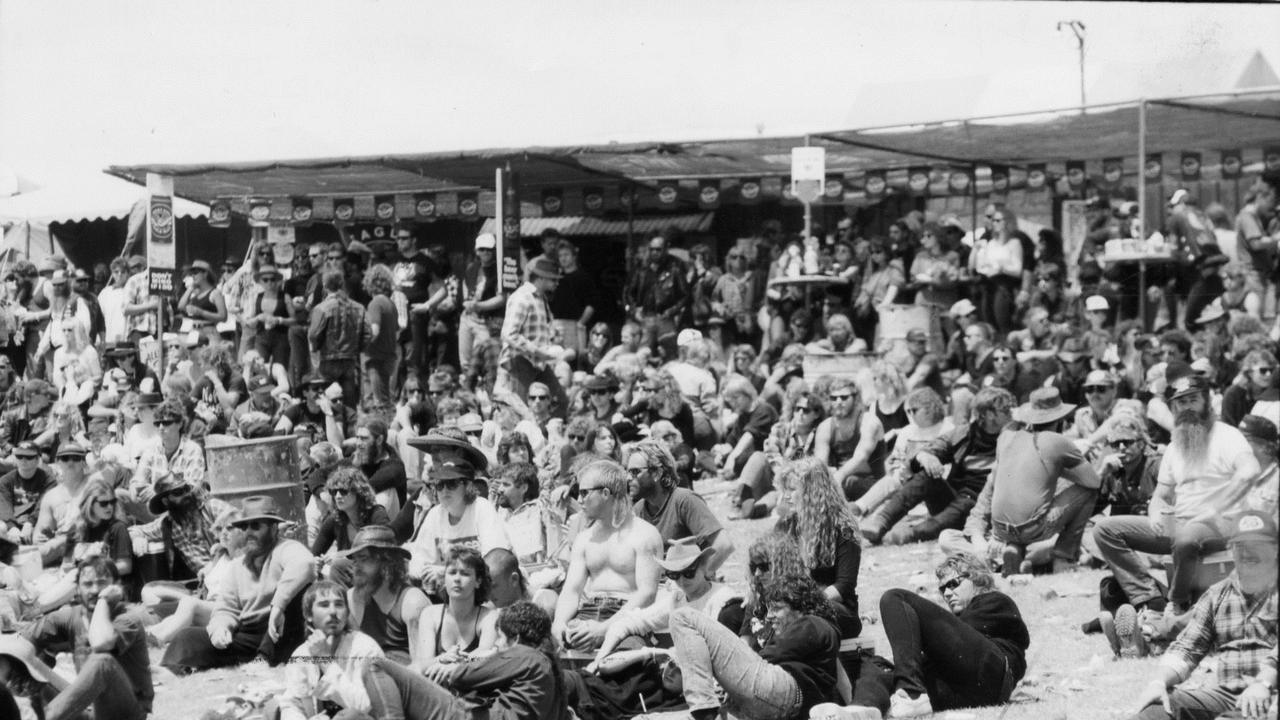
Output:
top-left (204, 434), bottom-right (306, 542)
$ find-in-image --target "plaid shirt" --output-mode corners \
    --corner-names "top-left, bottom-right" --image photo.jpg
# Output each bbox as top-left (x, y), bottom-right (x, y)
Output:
top-left (130, 438), bottom-right (206, 502)
top-left (500, 281), bottom-right (553, 368)
top-left (138, 492), bottom-right (233, 573)
top-left (124, 271), bottom-right (158, 336)
top-left (1161, 573), bottom-right (1278, 690)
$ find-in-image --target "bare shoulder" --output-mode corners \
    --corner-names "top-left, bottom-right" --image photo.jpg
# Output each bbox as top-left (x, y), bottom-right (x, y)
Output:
top-left (626, 516), bottom-right (664, 551)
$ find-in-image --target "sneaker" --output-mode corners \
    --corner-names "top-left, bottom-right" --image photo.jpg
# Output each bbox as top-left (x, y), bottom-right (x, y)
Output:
top-left (1114, 604), bottom-right (1143, 659)
top-left (887, 688), bottom-right (933, 718)
top-left (1097, 611), bottom-right (1121, 657)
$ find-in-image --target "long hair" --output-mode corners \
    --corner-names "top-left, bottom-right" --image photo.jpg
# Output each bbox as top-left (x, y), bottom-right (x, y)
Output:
top-left (362, 263), bottom-right (394, 298)
top-left (935, 552), bottom-right (995, 594)
top-left (74, 479), bottom-right (119, 538)
top-left (745, 532), bottom-right (809, 619)
top-left (497, 431), bottom-right (534, 465)
top-left (326, 466), bottom-right (377, 525)
top-left (368, 547), bottom-right (410, 593)
top-left (760, 573), bottom-right (837, 626)
top-left (779, 457), bottom-right (861, 568)
top-left (591, 422), bottom-right (622, 462)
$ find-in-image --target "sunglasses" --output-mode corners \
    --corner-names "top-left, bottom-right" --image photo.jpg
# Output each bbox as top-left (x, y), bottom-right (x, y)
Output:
top-left (829, 394), bottom-right (853, 402)
top-left (578, 485), bottom-right (610, 496)
top-left (568, 434), bottom-right (586, 441)
top-left (56, 455), bottom-right (84, 462)
top-left (1110, 438), bottom-right (1139, 449)
top-left (1084, 386), bottom-right (1112, 394)
top-left (94, 498), bottom-right (117, 508)
top-left (992, 355), bottom-right (1013, 363)
top-left (528, 395), bottom-right (549, 401)
top-left (242, 520), bottom-right (273, 531)
top-left (591, 389), bottom-right (612, 396)
top-left (794, 405), bottom-right (814, 413)
top-left (429, 478), bottom-right (463, 490)
top-left (15, 454), bottom-right (38, 461)
top-left (329, 487), bottom-right (350, 497)
top-left (405, 388), bottom-right (423, 395)
top-left (748, 561), bottom-right (770, 574)
top-left (939, 576), bottom-right (966, 594)
top-left (665, 568), bottom-right (699, 581)
top-left (1251, 367), bottom-right (1276, 376)
top-left (156, 419), bottom-right (180, 427)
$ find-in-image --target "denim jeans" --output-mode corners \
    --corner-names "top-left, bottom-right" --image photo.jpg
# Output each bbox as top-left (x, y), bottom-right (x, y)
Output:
top-left (363, 352), bottom-right (399, 411)
top-left (864, 471), bottom-right (976, 546)
top-left (457, 314), bottom-right (491, 378)
top-left (991, 482), bottom-right (1097, 562)
top-left (1092, 515), bottom-right (1226, 608)
top-left (669, 607), bottom-right (801, 720)
top-left (878, 589), bottom-right (1014, 711)
top-left (1129, 684), bottom-right (1239, 720)
top-left (363, 657), bottom-right (469, 720)
top-left (46, 652), bottom-right (147, 720)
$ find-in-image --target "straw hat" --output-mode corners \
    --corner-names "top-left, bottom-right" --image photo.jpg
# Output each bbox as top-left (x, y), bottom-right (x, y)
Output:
top-left (1015, 387), bottom-right (1077, 425)
top-left (657, 538), bottom-right (715, 572)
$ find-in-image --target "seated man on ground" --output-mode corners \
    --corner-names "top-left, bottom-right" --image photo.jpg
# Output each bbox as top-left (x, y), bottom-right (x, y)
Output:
top-left (1127, 510), bottom-right (1277, 720)
top-left (964, 388), bottom-right (1101, 575)
top-left (339, 524), bottom-right (429, 667)
top-left (814, 377), bottom-right (885, 503)
top-left (628, 440), bottom-right (733, 577)
top-left (277, 580), bottom-right (385, 720)
top-left (879, 553), bottom-right (1030, 718)
top-left (135, 473), bottom-right (235, 585)
top-left (863, 387), bottom-right (1014, 547)
top-left (402, 457), bottom-right (511, 588)
top-left (162, 496), bottom-right (316, 671)
top-left (145, 506), bottom-right (246, 647)
top-left (1091, 369), bottom-right (1262, 636)
top-left (22, 557), bottom-right (154, 720)
top-left (492, 461), bottom-right (567, 566)
top-left (553, 458), bottom-right (664, 653)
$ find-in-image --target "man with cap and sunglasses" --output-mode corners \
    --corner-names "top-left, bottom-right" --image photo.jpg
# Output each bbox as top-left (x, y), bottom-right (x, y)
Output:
top-left (1128, 509), bottom-right (1277, 720)
top-left (402, 455), bottom-right (511, 587)
top-left (499, 255), bottom-right (570, 416)
top-left (454, 232), bottom-right (507, 380)
top-left (0, 441), bottom-right (54, 543)
top-left (1093, 365), bottom-right (1262, 630)
top-left (162, 495), bottom-right (315, 672)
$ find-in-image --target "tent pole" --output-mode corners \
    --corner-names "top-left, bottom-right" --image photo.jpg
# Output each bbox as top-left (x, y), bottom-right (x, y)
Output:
top-left (1137, 98), bottom-right (1148, 331)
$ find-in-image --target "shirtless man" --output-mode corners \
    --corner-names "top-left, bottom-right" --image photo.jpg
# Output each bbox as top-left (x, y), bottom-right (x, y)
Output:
top-left (552, 459), bottom-right (663, 653)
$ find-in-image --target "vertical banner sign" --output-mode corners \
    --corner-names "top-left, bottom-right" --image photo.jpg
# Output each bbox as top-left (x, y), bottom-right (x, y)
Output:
top-left (497, 167), bottom-right (521, 293)
top-left (1220, 150), bottom-right (1243, 179)
top-left (698, 180), bottom-right (720, 209)
top-left (374, 195), bottom-right (397, 224)
top-left (1060, 200), bottom-right (1090, 276)
top-left (147, 194), bottom-right (175, 296)
top-left (209, 199), bottom-right (232, 229)
top-left (739, 178), bottom-right (761, 205)
top-left (541, 189), bottom-right (563, 217)
top-left (1179, 152), bottom-right (1202, 181)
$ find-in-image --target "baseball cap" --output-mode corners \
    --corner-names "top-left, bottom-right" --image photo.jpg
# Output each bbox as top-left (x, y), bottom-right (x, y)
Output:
top-left (55, 442), bottom-right (88, 459)
top-left (1168, 188), bottom-right (1190, 207)
top-left (1229, 510), bottom-right (1277, 544)
top-left (474, 233), bottom-right (497, 250)
top-left (1084, 369), bottom-right (1117, 387)
top-left (248, 376), bottom-right (275, 394)
top-left (1085, 295), bottom-right (1109, 312)
top-left (677, 329), bottom-right (703, 348)
top-left (13, 441), bottom-right (39, 458)
top-left (906, 328), bottom-right (929, 343)
top-left (949, 299), bottom-right (977, 318)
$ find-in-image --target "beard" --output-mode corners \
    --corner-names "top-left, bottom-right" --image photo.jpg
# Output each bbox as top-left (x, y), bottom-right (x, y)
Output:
top-left (168, 493), bottom-right (201, 522)
top-left (1172, 405), bottom-right (1215, 466)
top-left (354, 446), bottom-right (372, 468)
top-left (353, 565), bottom-right (385, 594)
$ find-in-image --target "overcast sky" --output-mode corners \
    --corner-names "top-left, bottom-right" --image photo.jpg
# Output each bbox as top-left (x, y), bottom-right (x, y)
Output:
top-left (1, 0), bottom-right (1277, 184)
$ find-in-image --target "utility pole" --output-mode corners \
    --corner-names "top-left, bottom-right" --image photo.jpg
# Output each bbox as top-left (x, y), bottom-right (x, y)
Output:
top-left (1058, 20), bottom-right (1086, 109)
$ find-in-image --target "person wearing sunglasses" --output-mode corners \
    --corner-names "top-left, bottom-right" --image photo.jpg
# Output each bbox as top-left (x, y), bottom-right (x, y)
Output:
top-left (552, 459), bottom-right (663, 654)
top-left (403, 459), bottom-right (511, 589)
top-left (814, 377), bottom-right (884, 503)
top-left (979, 343), bottom-right (1043, 405)
top-left (123, 398), bottom-right (204, 520)
top-left (580, 375), bottom-right (620, 423)
top-left (144, 506), bottom-right (247, 648)
top-left (163, 495), bottom-right (316, 672)
top-left (38, 478), bottom-right (138, 613)
top-left (0, 441), bottom-right (54, 543)
top-left (1222, 349), bottom-right (1277, 427)
top-left (629, 440), bottom-right (732, 579)
top-left (1064, 370), bottom-right (1127, 452)
top-left (310, 467), bottom-right (390, 566)
top-left (879, 553), bottom-right (1029, 718)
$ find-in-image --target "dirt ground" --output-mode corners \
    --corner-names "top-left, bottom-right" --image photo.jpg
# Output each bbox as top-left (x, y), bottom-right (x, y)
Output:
top-left (136, 483), bottom-right (1182, 720)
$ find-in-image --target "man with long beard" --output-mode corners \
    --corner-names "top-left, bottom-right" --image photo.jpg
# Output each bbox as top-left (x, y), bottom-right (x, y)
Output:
top-left (340, 525), bottom-right (428, 668)
top-left (162, 496), bottom-right (315, 672)
top-left (136, 473), bottom-right (234, 581)
top-left (1092, 366), bottom-right (1261, 652)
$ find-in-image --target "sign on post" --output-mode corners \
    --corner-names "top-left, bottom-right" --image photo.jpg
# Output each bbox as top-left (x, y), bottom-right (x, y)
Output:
top-left (791, 147), bottom-right (825, 204)
top-left (495, 167), bottom-right (522, 292)
top-left (146, 173), bottom-right (176, 296)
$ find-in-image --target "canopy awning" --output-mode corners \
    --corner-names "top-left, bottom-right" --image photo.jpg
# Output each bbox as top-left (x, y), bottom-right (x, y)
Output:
top-left (478, 212), bottom-right (713, 238)
top-left (0, 174), bottom-right (208, 226)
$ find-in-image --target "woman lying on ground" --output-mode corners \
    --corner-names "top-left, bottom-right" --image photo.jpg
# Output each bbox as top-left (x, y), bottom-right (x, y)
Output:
top-left (878, 552), bottom-right (1030, 718)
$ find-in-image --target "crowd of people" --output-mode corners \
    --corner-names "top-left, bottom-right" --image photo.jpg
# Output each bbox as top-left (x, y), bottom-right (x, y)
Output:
top-left (0, 170), bottom-right (1275, 720)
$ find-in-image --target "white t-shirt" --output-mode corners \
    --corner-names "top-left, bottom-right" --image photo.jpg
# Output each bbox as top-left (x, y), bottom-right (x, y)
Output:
top-left (1157, 422), bottom-right (1254, 524)
top-left (406, 497), bottom-right (511, 578)
top-left (97, 284), bottom-right (129, 343)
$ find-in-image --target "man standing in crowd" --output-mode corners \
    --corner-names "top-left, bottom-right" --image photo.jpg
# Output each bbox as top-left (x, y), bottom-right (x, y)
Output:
top-left (553, 459), bottom-right (663, 653)
top-left (163, 496), bottom-right (315, 671)
top-left (456, 232), bottom-right (506, 380)
top-left (287, 241), bottom-right (326, 387)
top-left (1128, 510), bottom-right (1277, 720)
top-left (500, 255), bottom-right (568, 412)
top-left (122, 255), bottom-right (161, 347)
top-left (549, 239), bottom-right (596, 356)
top-left (1092, 369), bottom-right (1262, 626)
top-left (392, 226), bottom-right (436, 379)
top-left (1234, 170), bottom-right (1278, 318)
top-left (22, 557), bottom-right (154, 720)
top-left (340, 525), bottom-right (429, 667)
top-left (628, 440), bottom-right (733, 577)
top-left (624, 234), bottom-right (689, 350)
top-left (965, 388), bottom-right (1100, 575)
top-left (97, 257), bottom-right (131, 346)
top-left (308, 269), bottom-right (366, 408)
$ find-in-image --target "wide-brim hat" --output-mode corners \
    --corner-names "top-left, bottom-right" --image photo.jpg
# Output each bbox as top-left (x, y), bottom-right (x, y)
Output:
top-left (1016, 387), bottom-right (1076, 425)
top-left (137, 392), bottom-right (165, 407)
top-left (583, 375), bottom-right (618, 393)
top-left (1057, 337), bottom-right (1090, 362)
top-left (1202, 254), bottom-right (1230, 270)
top-left (0, 634), bottom-right (51, 683)
top-left (406, 430), bottom-right (489, 473)
top-left (231, 495), bottom-right (287, 526)
top-left (657, 538), bottom-right (715, 572)
top-left (336, 524), bottom-right (410, 559)
top-left (105, 343), bottom-right (139, 357)
top-left (1239, 414), bottom-right (1279, 444)
top-left (148, 473), bottom-right (192, 515)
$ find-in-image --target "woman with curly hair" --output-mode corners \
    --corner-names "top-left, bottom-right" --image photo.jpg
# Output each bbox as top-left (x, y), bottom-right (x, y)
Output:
top-left (620, 368), bottom-right (696, 447)
top-left (743, 533), bottom-right (811, 629)
top-left (668, 568), bottom-right (840, 720)
top-left (362, 263), bottom-right (400, 411)
top-left (879, 553), bottom-right (1029, 718)
top-left (311, 467), bottom-right (390, 558)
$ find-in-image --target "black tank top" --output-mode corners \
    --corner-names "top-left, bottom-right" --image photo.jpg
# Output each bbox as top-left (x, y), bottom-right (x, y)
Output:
top-left (829, 413), bottom-right (886, 477)
top-left (360, 587), bottom-right (410, 659)
top-left (433, 604), bottom-right (482, 654)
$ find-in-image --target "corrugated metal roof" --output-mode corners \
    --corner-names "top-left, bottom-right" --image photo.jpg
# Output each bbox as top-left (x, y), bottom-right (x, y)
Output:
top-left (478, 213), bottom-right (713, 238)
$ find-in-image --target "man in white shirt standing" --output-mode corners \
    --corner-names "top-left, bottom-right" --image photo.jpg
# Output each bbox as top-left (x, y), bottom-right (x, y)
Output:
top-left (96, 257), bottom-right (131, 345)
